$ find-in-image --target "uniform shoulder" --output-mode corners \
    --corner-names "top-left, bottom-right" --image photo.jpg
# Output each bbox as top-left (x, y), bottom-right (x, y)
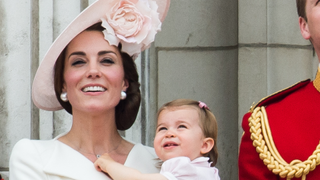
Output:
top-left (251, 79), bottom-right (310, 111)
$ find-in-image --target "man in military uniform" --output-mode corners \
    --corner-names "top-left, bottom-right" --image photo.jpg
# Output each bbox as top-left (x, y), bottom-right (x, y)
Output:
top-left (238, 0), bottom-right (320, 179)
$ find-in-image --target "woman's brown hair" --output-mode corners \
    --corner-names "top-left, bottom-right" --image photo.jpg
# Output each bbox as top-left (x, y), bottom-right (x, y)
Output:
top-left (54, 23), bottom-right (141, 131)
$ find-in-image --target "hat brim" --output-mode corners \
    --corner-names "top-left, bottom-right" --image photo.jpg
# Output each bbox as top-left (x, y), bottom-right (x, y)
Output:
top-left (32, 0), bottom-right (170, 111)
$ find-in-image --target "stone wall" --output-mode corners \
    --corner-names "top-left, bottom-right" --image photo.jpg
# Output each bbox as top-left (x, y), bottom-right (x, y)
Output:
top-left (0, 1), bottom-right (315, 180)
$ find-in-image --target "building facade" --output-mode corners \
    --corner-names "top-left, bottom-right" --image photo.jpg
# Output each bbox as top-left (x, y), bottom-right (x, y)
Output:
top-left (0, 0), bottom-right (315, 179)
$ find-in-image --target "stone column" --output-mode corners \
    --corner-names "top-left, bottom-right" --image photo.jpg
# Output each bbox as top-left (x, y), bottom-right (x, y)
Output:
top-left (0, 1), bottom-right (33, 179)
top-left (153, 0), bottom-right (239, 179)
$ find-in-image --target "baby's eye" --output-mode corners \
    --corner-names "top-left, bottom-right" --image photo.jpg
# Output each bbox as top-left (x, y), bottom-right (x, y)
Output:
top-left (158, 127), bottom-right (167, 131)
top-left (178, 125), bottom-right (187, 129)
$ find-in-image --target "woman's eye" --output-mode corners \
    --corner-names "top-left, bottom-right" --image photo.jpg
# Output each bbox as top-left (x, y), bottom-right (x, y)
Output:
top-left (71, 60), bottom-right (85, 66)
top-left (101, 58), bottom-right (114, 64)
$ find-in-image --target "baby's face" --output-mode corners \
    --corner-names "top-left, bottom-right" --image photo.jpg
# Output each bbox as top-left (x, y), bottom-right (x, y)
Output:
top-left (154, 106), bottom-right (206, 161)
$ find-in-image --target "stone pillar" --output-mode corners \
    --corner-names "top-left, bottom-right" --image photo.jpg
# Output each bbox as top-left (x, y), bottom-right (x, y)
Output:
top-left (153, 0), bottom-right (239, 179)
top-left (0, 1), bottom-right (33, 179)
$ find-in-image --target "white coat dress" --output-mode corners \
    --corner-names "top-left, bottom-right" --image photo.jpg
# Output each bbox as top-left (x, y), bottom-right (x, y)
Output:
top-left (9, 136), bottom-right (159, 180)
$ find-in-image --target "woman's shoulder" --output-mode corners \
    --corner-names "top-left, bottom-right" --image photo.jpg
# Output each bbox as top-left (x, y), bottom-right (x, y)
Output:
top-left (130, 143), bottom-right (158, 162)
top-left (128, 143), bottom-right (157, 160)
top-left (12, 138), bottom-right (56, 153)
top-left (12, 132), bottom-right (67, 154)
top-left (9, 138), bottom-right (58, 179)
top-left (125, 143), bottom-right (160, 173)
top-left (10, 138), bottom-right (57, 163)
top-left (132, 143), bottom-right (156, 155)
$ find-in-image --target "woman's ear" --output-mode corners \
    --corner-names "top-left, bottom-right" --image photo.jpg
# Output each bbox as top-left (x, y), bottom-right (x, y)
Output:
top-left (200, 138), bottom-right (214, 155)
top-left (122, 79), bottom-right (129, 91)
top-left (299, 17), bottom-right (311, 40)
top-left (62, 83), bottom-right (67, 92)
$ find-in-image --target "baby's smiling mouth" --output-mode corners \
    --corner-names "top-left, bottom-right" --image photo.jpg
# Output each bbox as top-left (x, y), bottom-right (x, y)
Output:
top-left (164, 143), bottom-right (178, 148)
top-left (82, 86), bottom-right (106, 92)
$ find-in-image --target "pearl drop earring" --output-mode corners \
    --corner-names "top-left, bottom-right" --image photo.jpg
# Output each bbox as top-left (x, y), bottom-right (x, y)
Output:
top-left (60, 92), bottom-right (68, 102)
top-left (120, 91), bottom-right (127, 100)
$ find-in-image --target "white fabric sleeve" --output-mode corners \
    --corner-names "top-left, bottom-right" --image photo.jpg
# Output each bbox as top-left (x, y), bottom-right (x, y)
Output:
top-left (9, 139), bottom-right (47, 180)
top-left (160, 157), bottom-right (197, 180)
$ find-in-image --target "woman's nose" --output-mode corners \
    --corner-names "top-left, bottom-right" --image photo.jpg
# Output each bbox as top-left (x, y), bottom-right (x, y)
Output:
top-left (86, 61), bottom-right (101, 78)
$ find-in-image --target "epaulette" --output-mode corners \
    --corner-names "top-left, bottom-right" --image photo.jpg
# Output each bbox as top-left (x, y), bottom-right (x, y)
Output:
top-left (249, 79), bottom-right (310, 112)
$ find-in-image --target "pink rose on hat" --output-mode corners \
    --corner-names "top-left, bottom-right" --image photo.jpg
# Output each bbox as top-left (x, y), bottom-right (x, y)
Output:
top-left (101, 0), bottom-right (161, 57)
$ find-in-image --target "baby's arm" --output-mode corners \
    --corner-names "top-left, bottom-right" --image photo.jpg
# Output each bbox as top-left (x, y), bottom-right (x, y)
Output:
top-left (94, 153), bottom-right (167, 180)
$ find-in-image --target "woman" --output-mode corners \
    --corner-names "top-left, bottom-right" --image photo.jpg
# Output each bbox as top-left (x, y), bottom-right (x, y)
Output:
top-left (9, 0), bottom-right (170, 179)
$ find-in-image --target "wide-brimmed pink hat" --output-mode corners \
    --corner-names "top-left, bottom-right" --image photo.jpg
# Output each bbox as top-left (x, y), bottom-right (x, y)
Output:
top-left (32, 0), bottom-right (170, 111)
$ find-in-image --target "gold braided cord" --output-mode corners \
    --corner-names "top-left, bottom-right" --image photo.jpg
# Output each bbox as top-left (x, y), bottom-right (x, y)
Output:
top-left (313, 67), bottom-right (320, 93)
top-left (249, 106), bottom-right (320, 180)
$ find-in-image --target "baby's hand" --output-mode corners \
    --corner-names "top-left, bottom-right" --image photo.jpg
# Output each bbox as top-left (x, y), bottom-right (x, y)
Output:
top-left (94, 153), bottom-right (115, 172)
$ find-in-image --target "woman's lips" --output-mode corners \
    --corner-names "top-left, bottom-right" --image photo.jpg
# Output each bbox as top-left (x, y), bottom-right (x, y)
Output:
top-left (82, 86), bottom-right (106, 92)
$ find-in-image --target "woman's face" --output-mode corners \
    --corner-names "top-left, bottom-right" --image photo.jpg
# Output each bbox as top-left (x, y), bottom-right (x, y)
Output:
top-left (63, 30), bottom-right (127, 114)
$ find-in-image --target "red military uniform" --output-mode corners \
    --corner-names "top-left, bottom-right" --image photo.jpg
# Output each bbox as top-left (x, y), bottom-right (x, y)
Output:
top-left (239, 70), bottom-right (320, 179)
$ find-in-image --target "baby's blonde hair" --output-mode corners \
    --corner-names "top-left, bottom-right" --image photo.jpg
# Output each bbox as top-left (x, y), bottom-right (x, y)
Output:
top-left (157, 99), bottom-right (218, 167)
